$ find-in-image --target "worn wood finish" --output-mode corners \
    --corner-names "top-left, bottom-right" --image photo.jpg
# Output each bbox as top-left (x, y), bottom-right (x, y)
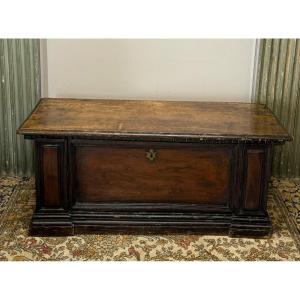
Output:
top-left (73, 142), bottom-right (232, 204)
top-left (17, 98), bottom-right (292, 236)
top-left (17, 98), bottom-right (291, 142)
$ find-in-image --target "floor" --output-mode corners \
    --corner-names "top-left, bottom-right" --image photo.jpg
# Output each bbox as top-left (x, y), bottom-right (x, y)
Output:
top-left (0, 176), bottom-right (299, 261)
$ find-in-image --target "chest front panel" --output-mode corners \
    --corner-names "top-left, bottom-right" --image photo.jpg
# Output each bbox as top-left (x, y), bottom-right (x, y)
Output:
top-left (71, 141), bottom-right (235, 206)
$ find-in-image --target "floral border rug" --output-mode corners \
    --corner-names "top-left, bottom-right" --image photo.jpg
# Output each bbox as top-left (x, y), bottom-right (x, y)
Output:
top-left (0, 176), bottom-right (299, 261)
top-left (0, 176), bottom-right (26, 216)
top-left (271, 178), bottom-right (300, 247)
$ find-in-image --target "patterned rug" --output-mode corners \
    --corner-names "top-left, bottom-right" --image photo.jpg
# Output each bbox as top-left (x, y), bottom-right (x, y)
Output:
top-left (0, 176), bottom-right (299, 261)
top-left (0, 176), bottom-right (26, 216)
top-left (271, 178), bottom-right (300, 247)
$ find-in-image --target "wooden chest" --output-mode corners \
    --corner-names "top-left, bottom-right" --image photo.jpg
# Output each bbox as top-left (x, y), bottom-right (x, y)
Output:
top-left (17, 98), bottom-right (291, 236)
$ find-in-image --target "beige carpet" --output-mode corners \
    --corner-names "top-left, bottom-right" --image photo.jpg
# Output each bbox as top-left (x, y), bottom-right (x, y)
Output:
top-left (0, 176), bottom-right (299, 261)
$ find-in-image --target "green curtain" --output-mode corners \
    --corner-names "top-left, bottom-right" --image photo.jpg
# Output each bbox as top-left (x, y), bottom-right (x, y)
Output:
top-left (254, 39), bottom-right (300, 177)
top-left (0, 39), bottom-right (40, 176)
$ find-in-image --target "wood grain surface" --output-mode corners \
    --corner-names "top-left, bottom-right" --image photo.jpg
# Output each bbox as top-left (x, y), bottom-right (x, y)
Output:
top-left (74, 144), bottom-right (232, 204)
top-left (17, 98), bottom-right (291, 141)
top-left (41, 145), bottom-right (60, 207)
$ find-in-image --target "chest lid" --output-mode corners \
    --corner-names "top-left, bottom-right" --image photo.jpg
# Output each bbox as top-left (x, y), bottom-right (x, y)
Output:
top-left (17, 98), bottom-right (292, 143)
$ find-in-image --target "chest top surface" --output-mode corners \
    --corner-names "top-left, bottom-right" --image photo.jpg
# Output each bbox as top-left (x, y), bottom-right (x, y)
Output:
top-left (17, 98), bottom-right (291, 142)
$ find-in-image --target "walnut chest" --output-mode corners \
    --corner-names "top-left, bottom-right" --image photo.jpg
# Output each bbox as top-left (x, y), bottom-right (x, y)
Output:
top-left (17, 98), bottom-right (291, 236)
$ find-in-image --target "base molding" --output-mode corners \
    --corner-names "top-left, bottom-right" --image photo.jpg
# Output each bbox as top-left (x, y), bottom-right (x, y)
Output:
top-left (30, 212), bottom-right (74, 236)
top-left (30, 211), bottom-right (272, 237)
top-left (229, 214), bottom-right (272, 237)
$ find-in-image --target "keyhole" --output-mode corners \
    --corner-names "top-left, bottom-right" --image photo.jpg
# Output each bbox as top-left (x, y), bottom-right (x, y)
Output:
top-left (146, 149), bottom-right (156, 161)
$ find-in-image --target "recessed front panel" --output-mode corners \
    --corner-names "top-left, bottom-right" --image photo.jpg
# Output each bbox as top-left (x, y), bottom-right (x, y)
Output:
top-left (72, 142), bottom-right (234, 205)
top-left (42, 145), bottom-right (60, 207)
top-left (244, 149), bottom-right (264, 210)
top-left (35, 139), bottom-right (67, 211)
